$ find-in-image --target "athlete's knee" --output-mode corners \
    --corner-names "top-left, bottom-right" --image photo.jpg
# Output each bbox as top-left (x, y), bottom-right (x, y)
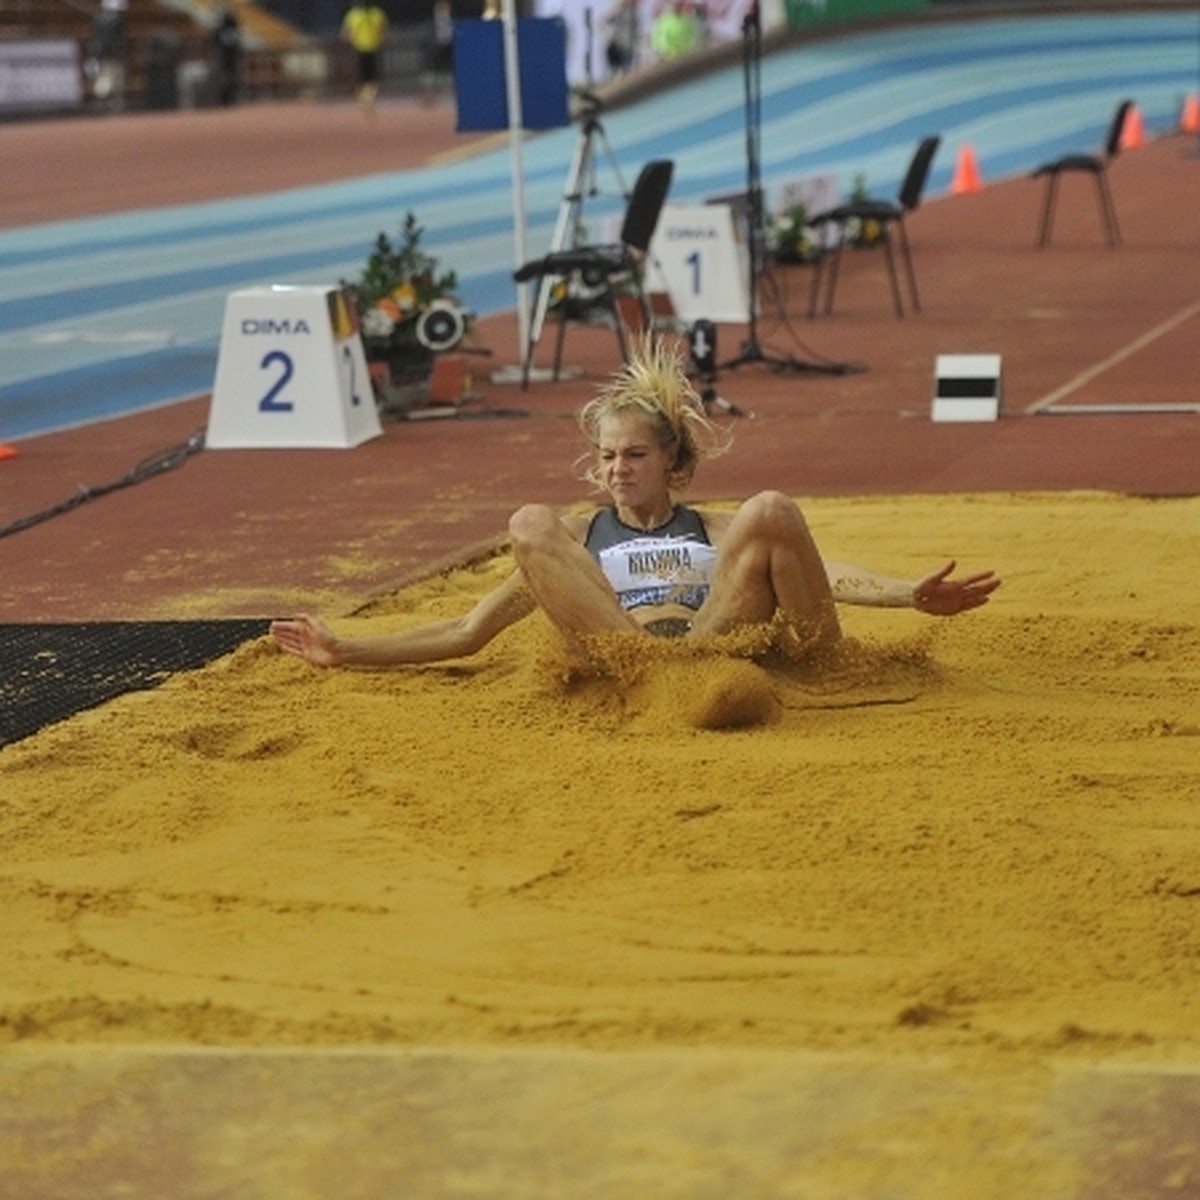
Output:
top-left (508, 503), bottom-right (560, 554)
top-left (739, 490), bottom-right (809, 538)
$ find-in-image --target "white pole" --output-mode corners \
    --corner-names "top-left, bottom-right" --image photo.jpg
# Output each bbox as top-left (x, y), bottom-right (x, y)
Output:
top-left (501, 0), bottom-right (530, 355)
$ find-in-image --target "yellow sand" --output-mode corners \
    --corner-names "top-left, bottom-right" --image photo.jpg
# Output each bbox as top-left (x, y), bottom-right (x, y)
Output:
top-left (1, 491), bottom-right (1198, 1072)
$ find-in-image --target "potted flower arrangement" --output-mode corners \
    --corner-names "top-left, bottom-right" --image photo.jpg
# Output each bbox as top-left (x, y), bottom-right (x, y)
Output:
top-left (344, 212), bottom-right (467, 397)
top-left (768, 176), bottom-right (887, 264)
top-left (766, 200), bottom-right (821, 265)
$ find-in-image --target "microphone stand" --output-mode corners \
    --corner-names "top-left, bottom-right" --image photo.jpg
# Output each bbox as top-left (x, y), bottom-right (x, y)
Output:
top-left (720, 2), bottom-right (837, 376)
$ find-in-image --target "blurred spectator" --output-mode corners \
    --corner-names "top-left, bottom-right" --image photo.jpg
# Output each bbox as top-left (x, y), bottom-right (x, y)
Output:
top-left (651, 0), bottom-right (703, 61)
top-left (422, 0), bottom-right (454, 99)
top-left (143, 29), bottom-right (181, 110)
top-left (605, 0), bottom-right (639, 77)
top-left (212, 7), bottom-right (242, 106)
top-left (342, 1), bottom-right (389, 115)
top-left (90, 0), bottom-right (128, 110)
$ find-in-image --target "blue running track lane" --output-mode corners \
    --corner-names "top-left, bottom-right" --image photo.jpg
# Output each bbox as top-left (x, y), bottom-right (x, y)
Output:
top-left (0, 11), bottom-right (1195, 439)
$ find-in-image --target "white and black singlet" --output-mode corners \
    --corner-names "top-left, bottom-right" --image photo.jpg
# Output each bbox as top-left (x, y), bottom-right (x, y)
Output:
top-left (584, 505), bottom-right (718, 614)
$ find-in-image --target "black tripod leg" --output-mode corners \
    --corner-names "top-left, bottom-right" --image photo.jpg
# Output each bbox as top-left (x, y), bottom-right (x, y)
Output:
top-left (1097, 169), bottom-right (1121, 246)
top-left (882, 229), bottom-right (905, 318)
top-left (1037, 173), bottom-right (1058, 248)
top-left (896, 218), bottom-right (919, 313)
top-left (701, 384), bottom-right (750, 418)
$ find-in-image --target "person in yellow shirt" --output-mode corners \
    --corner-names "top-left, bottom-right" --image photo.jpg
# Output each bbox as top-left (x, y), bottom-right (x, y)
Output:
top-left (342, 2), bottom-right (389, 114)
top-left (651, 0), bottom-right (703, 61)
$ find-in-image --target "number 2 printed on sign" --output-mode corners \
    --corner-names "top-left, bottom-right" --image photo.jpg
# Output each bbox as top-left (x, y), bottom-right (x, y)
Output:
top-left (258, 349), bottom-right (295, 413)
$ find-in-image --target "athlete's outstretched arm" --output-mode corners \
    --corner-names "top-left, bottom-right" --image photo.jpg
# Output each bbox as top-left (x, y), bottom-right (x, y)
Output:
top-left (824, 559), bottom-right (1000, 615)
top-left (270, 570), bottom-right (536, 667)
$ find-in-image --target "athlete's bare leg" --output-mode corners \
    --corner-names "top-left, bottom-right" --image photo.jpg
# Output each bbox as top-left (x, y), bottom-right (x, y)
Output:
top-left (690, 491), bottom-right (841, 647)
top-left (508, 504), bottom-right (640, 638)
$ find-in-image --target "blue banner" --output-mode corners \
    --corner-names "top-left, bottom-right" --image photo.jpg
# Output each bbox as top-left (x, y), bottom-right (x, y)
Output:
top-left (453, 18), bottom-right (570, 132)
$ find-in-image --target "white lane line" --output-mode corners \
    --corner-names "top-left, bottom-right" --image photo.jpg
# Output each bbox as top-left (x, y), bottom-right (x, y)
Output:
top-left (1025, 298), bottom-right (1200, 414)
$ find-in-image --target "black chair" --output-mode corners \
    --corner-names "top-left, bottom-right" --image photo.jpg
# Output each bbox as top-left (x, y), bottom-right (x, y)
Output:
top-left (807, 135), bottom-right (941, 319)
top-left (1031, 98), bottom-right (1131, 248)
top-left (514, 159), bottom-right (673, 388)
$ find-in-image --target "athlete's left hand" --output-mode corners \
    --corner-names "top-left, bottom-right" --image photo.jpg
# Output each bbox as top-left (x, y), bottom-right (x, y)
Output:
top-left (913, 561), bottom-right (1001, 616)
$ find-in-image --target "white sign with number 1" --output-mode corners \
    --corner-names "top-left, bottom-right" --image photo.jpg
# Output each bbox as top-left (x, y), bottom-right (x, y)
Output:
top-left (647, 204), bottom-right (749, 325)
top-left (207, 285), bottom-right (382, 450)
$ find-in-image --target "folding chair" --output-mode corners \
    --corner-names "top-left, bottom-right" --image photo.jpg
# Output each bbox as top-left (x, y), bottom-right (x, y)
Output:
top-left (513, 159), bottom-right (673, 387)
top-left (1031, 99), bottom-right (1131, 248)
top-left (807, 135), bottom-right (941, 319)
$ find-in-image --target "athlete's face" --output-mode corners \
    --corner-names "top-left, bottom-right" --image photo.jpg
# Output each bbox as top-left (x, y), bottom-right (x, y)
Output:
top-left (596, 413), bottom-right (675, 512)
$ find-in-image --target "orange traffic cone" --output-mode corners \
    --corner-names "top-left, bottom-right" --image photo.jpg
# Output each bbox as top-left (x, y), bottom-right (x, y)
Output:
top-left (1180, 93), bottom-right (1200, 135)
top-left (950, 143), bottom-right (984, 195)
top-left (1120, 104), bottom-right (1146, 149)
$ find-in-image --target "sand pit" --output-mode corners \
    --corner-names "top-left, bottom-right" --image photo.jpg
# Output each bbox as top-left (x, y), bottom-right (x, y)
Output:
top-left (2, 490), bottom-right (1198, 1192)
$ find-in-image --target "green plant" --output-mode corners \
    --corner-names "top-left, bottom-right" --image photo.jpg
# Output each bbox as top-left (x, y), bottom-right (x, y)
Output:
top-left (344, 212), bottom-right (465, 378)
top-left (766, 200), bottom-right (820, 264)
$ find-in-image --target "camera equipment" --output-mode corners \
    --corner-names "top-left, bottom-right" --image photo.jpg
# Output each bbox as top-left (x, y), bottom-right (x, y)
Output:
top-left (415, 301), bottom-right (468, 353)
top-left (528, 92), bottom-right (628, 345)
top-left (689, 319), bottom-right (749, 418)
top-left (689, 318), bottom-right (716, 377)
